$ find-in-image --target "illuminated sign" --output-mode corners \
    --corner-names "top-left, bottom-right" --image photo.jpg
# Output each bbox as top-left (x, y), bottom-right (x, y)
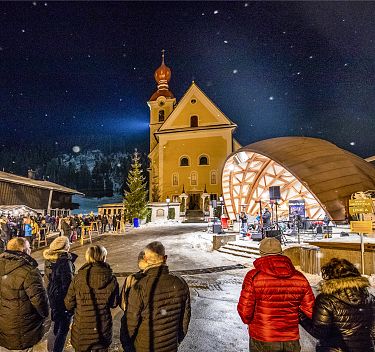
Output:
top-left (349, 199), bottom-right (373, 215)
top-left (350, 221), bottom-right (373, 234)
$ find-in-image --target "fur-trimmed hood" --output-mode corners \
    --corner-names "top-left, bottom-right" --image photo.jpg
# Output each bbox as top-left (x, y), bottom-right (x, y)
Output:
top-left (43, 250), bottom-right (77, 263)
top-left (319, 276), bottom-right (371, 306)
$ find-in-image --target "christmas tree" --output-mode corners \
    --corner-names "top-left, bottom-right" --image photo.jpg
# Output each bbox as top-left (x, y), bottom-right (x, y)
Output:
top-left (123, 150), bottom-right (148, 222)
top-left (151, 178), bottom-right (161, 202)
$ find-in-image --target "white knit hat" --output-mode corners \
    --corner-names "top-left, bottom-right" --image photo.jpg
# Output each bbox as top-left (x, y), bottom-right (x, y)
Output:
top-left (49, 236), bottom-right (70, 252)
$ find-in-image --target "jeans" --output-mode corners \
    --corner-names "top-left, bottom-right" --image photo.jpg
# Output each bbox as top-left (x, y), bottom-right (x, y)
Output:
top-left (250, 338), bottom-right (301, 352)
top-left (53, 314), bottom-right (71, 352)
top-left (241, 223), bottom-right (248, 236)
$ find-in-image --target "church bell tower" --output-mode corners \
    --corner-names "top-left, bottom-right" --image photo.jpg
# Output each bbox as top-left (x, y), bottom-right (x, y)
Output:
top-left (147, 50), bottom-right (176, 152)
top-left (147, 50), bottom-right (176, 201)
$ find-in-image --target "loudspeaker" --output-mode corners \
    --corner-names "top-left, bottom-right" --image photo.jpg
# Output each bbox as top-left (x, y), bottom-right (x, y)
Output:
top-left (265, 229), bottom-right (282, 242)
top-left (251, 232), bottom-right (263, 241)
top-left (269, 186), bottom-right (281, 200)
top-left (265, 229), bottom-right (282, 237)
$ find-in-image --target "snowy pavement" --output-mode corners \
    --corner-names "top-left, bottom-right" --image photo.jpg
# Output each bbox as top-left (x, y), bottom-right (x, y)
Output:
top-left (30, 222), bottom-right (357, 351)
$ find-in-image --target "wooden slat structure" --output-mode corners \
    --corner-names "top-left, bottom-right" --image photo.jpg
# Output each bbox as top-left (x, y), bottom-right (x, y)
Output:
top-left (307, 240), bottom-right (375, 275)
top-left (222, 137), bottom-right (375, 220)
top-left (0, 171), bottom-right (83, 215)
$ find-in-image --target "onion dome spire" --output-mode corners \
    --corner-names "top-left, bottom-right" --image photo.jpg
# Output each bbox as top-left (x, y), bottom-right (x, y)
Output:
top-left (150, 49), bottom-right (174, 101)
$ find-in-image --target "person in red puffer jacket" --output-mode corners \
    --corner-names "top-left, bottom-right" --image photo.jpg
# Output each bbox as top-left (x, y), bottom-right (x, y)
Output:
top-left (238, 237), bottom-right (315, 352)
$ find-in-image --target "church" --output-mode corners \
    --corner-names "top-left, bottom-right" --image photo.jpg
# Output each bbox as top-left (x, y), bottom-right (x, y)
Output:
top-left (148, 52), bottom-right (241, 215)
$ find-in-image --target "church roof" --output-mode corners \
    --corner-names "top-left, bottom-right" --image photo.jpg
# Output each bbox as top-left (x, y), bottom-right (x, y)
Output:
top-left (157, 81), bottom-right (237, 133)
top-left (149, 50), bottom-right (174, 101)
top-left (0, 171), bottom-right (83, 195)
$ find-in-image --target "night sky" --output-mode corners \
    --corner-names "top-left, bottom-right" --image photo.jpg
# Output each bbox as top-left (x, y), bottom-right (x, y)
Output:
top-left (1, 1), bottom-right (374, 157)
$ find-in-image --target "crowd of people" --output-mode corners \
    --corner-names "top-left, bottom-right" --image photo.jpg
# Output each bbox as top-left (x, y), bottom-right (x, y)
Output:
top-left (0, 238), bottom-right (190, 352)
top-left (0, 232), bottom-right (373, 352)
top-left (0, 213), bottom-right (122, 249)
top-left (237, 237), bottom-right (375, 352)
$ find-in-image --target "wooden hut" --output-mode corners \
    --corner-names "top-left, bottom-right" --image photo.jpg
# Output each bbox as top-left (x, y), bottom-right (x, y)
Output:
top-left (0, 171), bottom-right (83, 216)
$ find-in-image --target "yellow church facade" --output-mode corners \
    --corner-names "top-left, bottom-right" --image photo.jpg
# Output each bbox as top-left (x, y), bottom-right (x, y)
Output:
top-left (148, 53), bottom-right (241, 212)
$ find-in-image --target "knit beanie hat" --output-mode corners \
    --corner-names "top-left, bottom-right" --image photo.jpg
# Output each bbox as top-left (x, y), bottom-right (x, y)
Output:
top-left (50, 236), bottom-right (70, 252)
top-left (43, 236), bottom-right (70, 260)
top-left (259, 237), bottom-right (282, 256)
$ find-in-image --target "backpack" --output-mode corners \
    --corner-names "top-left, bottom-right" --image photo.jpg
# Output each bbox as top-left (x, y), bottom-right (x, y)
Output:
top-left (46, 262), bottom-right (60, 311)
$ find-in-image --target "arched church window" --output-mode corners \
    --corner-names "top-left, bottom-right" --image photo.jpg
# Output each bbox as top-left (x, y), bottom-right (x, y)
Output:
top-left (190, 171), bottom-right (198, 186)
top-left (172, 173), bottom-right (179, 186)
top-left (199, 155), bottom-right (209, 165)
top-left (158, 110), bottom-right (165, 122)
top-left (180, 157), bottom-right (189, 166)
top-left (210, 170), bottom-right (217, 185)
top-left (190, 115), bottom-right (198, 127)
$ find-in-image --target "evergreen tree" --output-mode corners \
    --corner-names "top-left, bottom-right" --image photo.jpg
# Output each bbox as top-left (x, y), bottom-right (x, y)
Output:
top-left (66, 162), bottom-right (77, 188)
top-left (104, 174), bottom-right (114, 197)
top-left (151, 181), bottom-right (160, 202)
top-left (123, 150), bottom-right (148, 221)
top-left (91, 162), bottom-right (105, 198)
top-left (77, 163), bottom-right (92, 194)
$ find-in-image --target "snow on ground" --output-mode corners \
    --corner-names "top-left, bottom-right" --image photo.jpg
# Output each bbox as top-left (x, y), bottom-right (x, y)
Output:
top-left (32, 222), bottom-right (375, 352)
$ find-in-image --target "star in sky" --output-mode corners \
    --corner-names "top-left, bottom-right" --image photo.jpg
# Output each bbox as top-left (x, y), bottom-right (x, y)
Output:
top-left (0, 1), bottom-right (373, 157)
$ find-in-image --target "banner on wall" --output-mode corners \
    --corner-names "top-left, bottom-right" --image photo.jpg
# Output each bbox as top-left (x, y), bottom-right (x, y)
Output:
top-left (288, 199), bottom-right (305, 220)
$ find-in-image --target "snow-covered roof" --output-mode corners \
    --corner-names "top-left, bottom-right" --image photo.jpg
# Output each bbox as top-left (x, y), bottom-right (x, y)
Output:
top-left (0, 205), bottom-right (38, 215)
top-left (0, 171), bottom-right (83, 195)
top-left (98, 203), bottom-right (123, 208)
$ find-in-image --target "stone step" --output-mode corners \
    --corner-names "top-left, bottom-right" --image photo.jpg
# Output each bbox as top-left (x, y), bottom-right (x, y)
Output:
top-left (186, 210), bottom-right (204, 216)
top-left (225, 241), bottom-right (260, 251)
top-left (217, 246), bottom-right (260, 259)
top-left (183, 218), bottom-right (206, 223)
top-left (223, 243), bottom-right (260, 256)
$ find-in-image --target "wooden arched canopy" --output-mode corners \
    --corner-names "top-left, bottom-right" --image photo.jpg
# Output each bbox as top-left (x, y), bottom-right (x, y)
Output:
top-left (222, 137), bottom-right (375, 221)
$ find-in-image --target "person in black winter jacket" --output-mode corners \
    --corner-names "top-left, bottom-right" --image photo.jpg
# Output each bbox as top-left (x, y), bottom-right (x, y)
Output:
top-left (300, 258), bottom-right (375, 352)
top-left (0, 237), bottom-right (49, 351)
top-left (120, 241), bottom-right (191, 352)
top-left (44, 236), bottom-right (78, 352)
top-left (65, 245), bottom-right (119, 352)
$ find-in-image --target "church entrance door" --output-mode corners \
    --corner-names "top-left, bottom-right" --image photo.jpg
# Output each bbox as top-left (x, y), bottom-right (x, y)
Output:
top-left (188, 193), bottom-right (201, 210)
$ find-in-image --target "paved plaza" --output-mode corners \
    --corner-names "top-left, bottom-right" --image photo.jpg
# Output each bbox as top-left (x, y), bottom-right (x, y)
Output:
top-left (32, 223), bottom-right (318, 352)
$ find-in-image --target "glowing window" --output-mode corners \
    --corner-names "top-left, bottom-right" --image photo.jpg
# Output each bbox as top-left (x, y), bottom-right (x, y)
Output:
top-left (172, 173), bottom-right (179, 186)
top-left (191, 171), bottom-right (198, 186)
top-left (210, 170), bottom-right (217, 185)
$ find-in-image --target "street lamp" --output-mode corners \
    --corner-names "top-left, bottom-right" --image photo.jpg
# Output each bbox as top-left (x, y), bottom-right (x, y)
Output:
top-left (166, 196), bottom-right (170, 220)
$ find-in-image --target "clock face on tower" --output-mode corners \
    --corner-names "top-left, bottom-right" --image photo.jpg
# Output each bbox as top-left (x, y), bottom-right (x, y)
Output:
top-left (157, 96), bottom-right (166, 106)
